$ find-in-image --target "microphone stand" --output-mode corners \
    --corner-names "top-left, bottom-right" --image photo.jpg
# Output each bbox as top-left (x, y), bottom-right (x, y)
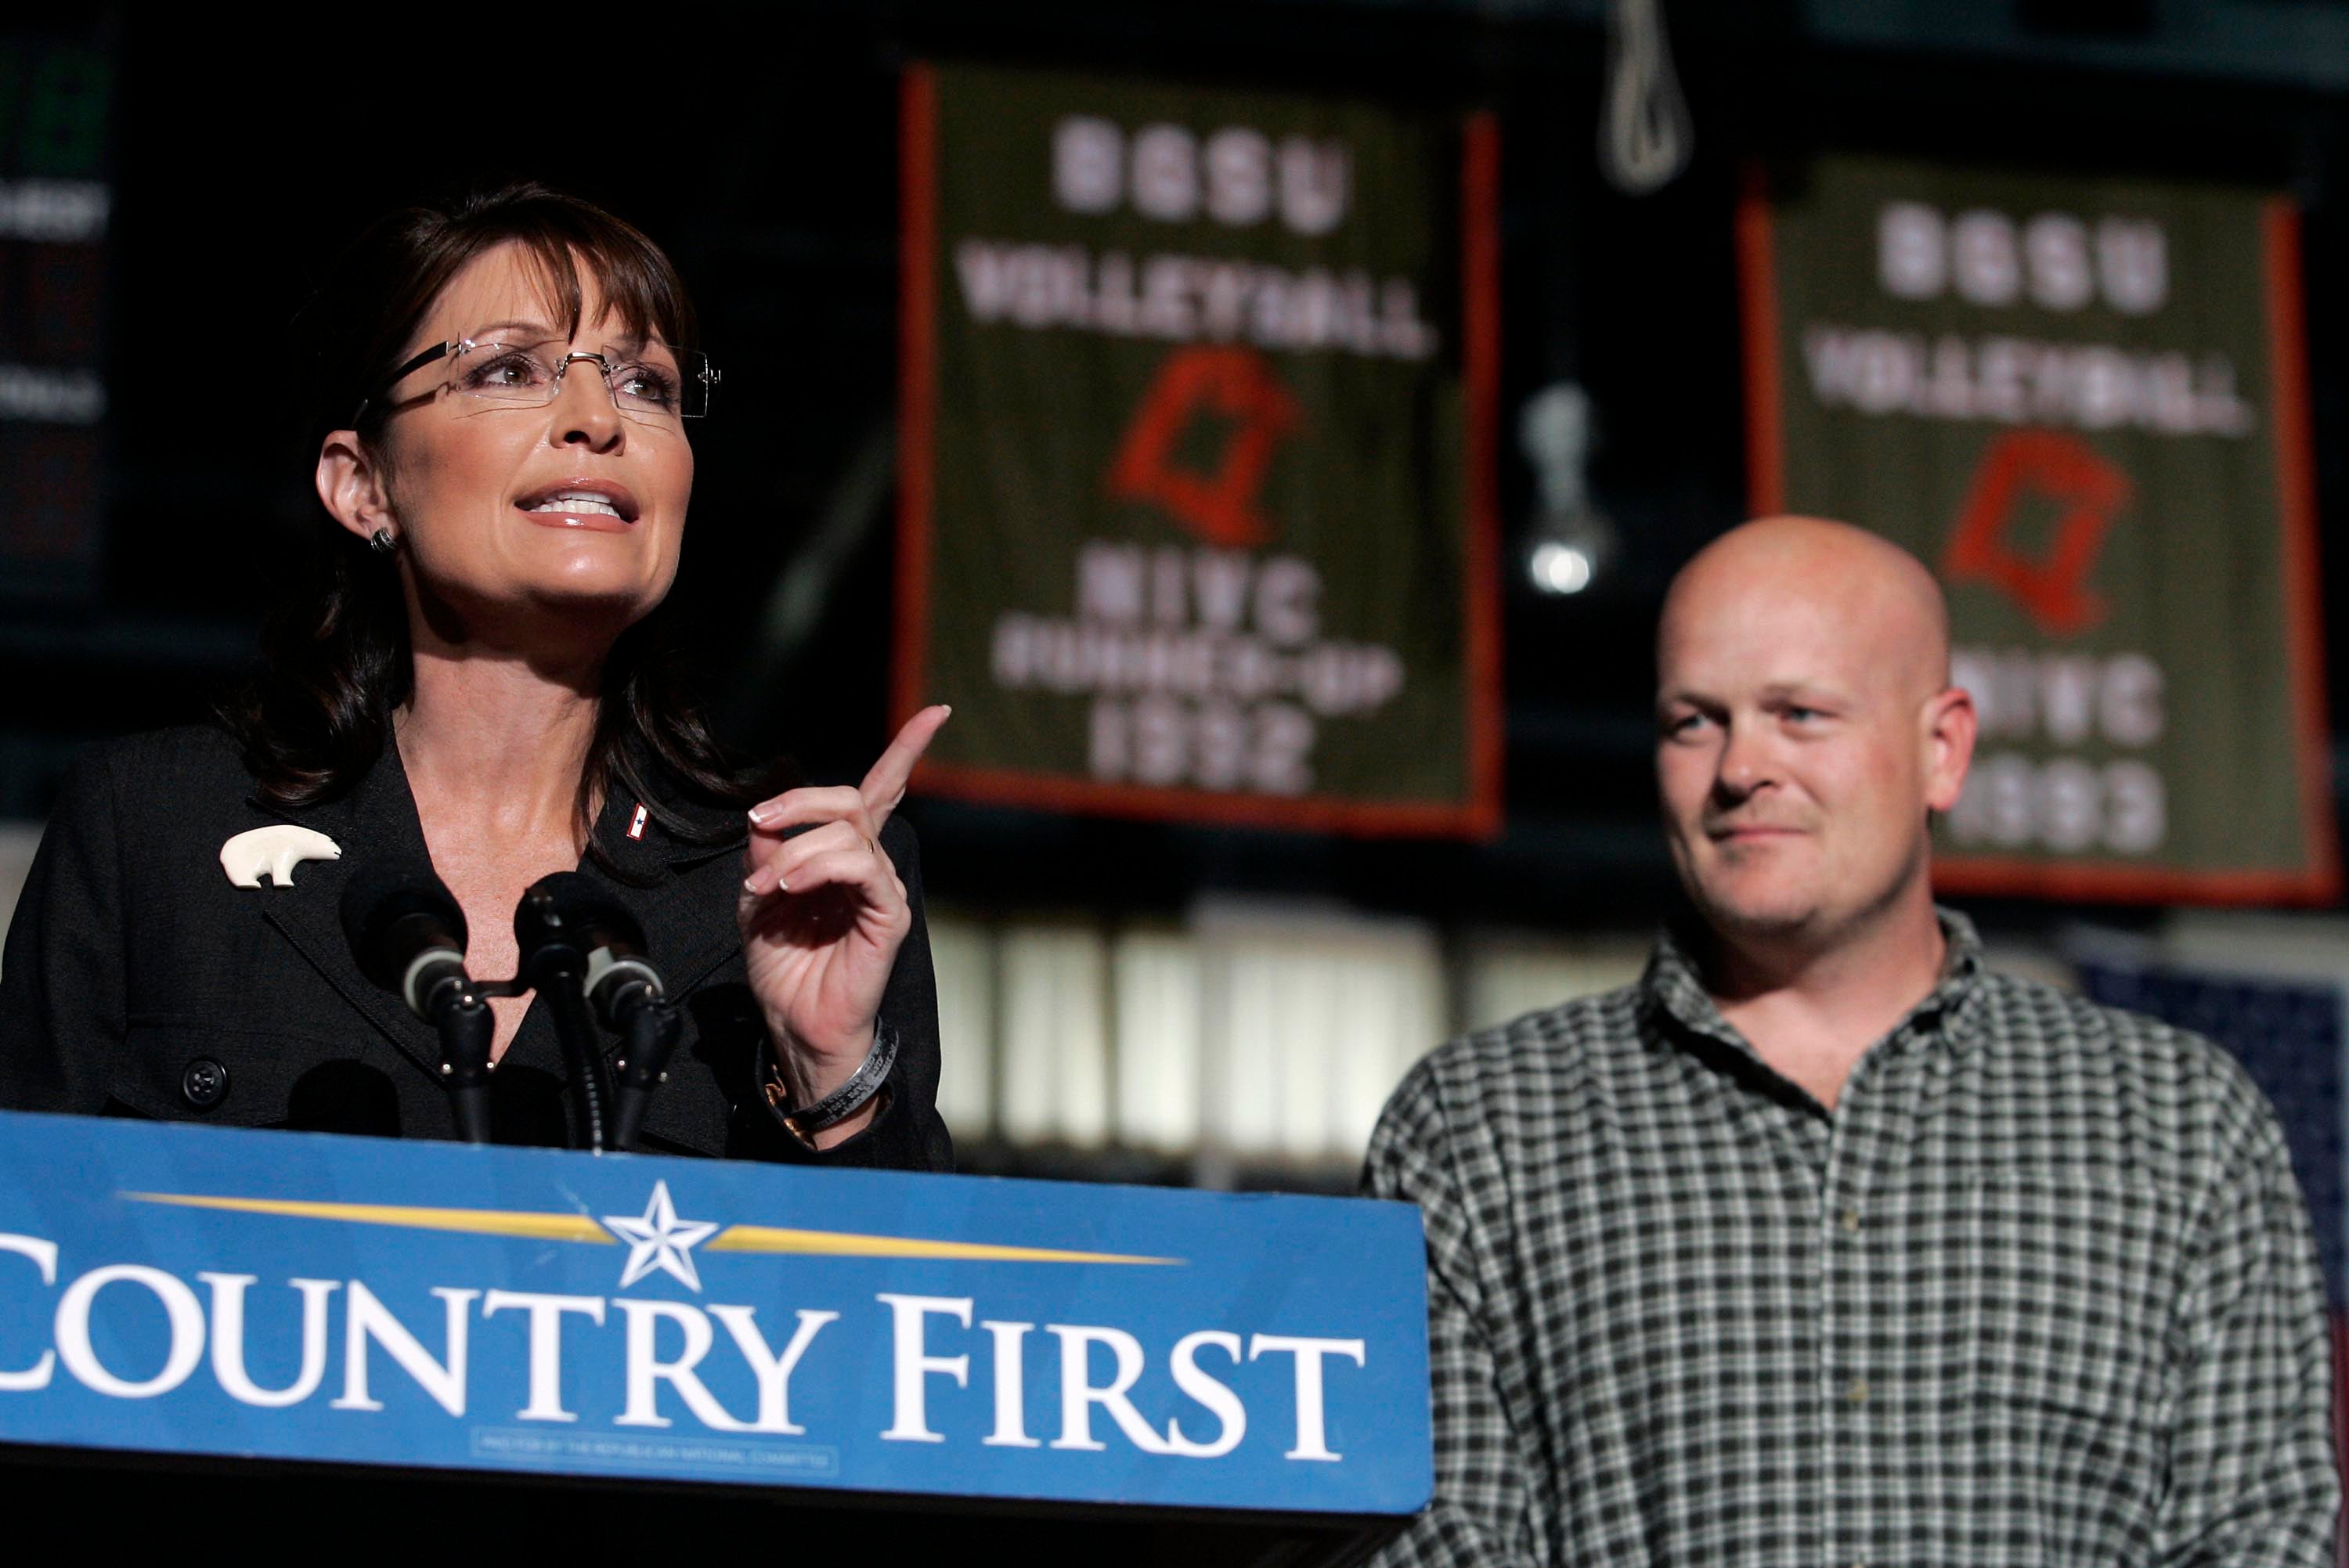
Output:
top-left (611, 989), bottom-right (684, 1152)
top-left (510, 873), bottom-right (690, 1154)
top-left (342, 862), bottom-right (503, 1147)
top-left (515, 886), bottom-right (609, 1154)
top-left (435, 987), bottom-right (496, 1144)
top-left (540, 979), bottom-right (609, 1155)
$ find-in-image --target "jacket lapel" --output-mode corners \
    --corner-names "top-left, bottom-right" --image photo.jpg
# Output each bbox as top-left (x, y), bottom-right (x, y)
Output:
top-left (496, 768), bottom-right (752, 1083)
top-left (247, 741), bottom-right (751, 1106)
top-left (584, 776), bottom-right (749, 999)
top-left (248, 741), bottom-right (449, 1080)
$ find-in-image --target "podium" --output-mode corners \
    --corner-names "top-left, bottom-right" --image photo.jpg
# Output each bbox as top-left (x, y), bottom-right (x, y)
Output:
top-left (0, 1111), bottom-right (1430, 1562)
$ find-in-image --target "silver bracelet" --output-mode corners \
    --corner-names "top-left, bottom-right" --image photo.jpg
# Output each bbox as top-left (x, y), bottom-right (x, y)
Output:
top-left (762, 1024), bottom-right (899, 1144)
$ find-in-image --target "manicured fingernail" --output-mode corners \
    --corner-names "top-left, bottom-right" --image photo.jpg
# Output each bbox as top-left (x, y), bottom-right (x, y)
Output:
top-left (775, 878), bottom-right (789, 893)
top-left (748, 802), bottom-right (776, 825)
top-left (742, 873), bottom-right (763, 894)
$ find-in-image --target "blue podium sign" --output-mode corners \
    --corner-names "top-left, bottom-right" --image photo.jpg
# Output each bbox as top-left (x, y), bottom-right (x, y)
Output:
top-left (0, 1111), bottom-right (1431, 1516)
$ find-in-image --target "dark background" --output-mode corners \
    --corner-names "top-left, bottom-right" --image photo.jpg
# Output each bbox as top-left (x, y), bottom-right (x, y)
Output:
top-left (7, 0), bottom-right (2349, 940)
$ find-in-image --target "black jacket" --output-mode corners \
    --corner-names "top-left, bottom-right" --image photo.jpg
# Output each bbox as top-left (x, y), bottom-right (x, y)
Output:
top-left (0, 725), bottom-right (952, 1169)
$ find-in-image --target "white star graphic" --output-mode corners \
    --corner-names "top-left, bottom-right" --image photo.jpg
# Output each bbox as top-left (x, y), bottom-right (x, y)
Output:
top-left (601, 1181), bottom-right (720, 1292)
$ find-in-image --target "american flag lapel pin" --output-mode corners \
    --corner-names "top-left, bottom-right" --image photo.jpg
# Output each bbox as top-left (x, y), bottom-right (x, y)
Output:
top-left (627, 802), bottom-right (649, 841)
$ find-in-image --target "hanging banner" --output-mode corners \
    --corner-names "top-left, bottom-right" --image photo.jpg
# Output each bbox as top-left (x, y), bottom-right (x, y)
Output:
top-left (896, 63), bottom-right (1502, 837)
top-left (1741, 155), bottom-right (2335, 903)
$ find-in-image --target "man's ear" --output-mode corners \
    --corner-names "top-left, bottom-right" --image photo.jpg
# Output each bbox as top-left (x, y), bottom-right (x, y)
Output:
top-left (1921, 685), bottom-right (1978, 815)
top-left (316, 430), bottom-right (394, 545)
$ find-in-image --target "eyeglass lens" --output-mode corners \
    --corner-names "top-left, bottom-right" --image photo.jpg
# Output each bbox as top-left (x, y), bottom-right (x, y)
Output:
top-left (446, 340), bottom-right (714, 420)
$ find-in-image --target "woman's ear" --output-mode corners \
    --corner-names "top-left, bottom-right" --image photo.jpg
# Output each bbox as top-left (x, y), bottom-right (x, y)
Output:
top-left (316, 430), bottom-right (394, 546)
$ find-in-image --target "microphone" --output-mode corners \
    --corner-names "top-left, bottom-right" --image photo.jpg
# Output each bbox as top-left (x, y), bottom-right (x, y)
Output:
top-left (340, 861), bottom-right (494, 1144)
top-left (516, 873), bottom-right (680, 1152)
top-left (513, 874), bottom-right (607, 1152)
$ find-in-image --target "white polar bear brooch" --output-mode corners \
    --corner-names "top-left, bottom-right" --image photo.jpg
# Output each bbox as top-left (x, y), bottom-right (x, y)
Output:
top-left (218, 825), bottom-right (341, 889)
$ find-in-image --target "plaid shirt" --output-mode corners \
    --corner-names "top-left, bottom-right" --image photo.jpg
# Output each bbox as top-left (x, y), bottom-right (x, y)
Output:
top-left (1363, 910), bottom-right (2337, 1566)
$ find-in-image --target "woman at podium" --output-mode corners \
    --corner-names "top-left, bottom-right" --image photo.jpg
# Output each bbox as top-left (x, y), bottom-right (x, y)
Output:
top-left (0, 184), bottom-right (951, 1168)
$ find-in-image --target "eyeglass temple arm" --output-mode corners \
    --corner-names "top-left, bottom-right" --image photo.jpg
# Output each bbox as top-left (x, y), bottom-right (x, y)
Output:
top-left (350, 340), bottom-right (460, 426)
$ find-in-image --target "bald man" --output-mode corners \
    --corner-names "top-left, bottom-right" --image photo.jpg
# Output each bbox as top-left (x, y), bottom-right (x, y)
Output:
top-left (1366, 517), bottom-right (2336, 1566)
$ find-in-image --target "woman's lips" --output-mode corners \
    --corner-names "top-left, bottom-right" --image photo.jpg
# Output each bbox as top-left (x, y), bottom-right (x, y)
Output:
top-left (516, 503), bottom-right (633, 534)
top-left (514, 481), bottom-right (640, 531)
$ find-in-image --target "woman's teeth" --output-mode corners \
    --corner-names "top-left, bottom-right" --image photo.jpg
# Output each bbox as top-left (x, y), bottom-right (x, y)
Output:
top-left (525, 495), bottom-right (623, 518)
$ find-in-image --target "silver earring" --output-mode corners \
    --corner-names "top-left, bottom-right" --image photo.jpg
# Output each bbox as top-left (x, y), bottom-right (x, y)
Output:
top-left (369, 528), bottom-right (397, 555)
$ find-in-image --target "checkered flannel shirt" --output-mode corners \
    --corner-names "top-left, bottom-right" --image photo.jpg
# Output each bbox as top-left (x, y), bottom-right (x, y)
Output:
top-left (1363, 910), bottom-right (2338, 1566)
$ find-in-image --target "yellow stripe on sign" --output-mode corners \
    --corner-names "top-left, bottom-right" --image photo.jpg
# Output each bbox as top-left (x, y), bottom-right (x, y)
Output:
top-left (121, 1192), bottom-right (612, 1244)
top-left (705, 1225), bottom-right (1178, 1266)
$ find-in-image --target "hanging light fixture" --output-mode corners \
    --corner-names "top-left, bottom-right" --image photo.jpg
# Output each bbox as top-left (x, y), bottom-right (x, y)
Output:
top-left (1519, 381), bottom-right (1618, 597)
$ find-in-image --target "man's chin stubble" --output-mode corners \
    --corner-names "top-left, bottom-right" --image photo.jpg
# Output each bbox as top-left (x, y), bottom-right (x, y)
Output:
top-left (1697, 888), bottom-right (1822, 944)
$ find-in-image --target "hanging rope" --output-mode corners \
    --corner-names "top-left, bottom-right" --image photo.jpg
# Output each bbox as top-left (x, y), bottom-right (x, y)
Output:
top-left (1599, 0), bottom-right (1694, 196)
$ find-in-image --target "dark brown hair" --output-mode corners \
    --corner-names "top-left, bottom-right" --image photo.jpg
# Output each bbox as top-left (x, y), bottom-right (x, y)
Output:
top-left (225, 182), bottom-right (753, 872)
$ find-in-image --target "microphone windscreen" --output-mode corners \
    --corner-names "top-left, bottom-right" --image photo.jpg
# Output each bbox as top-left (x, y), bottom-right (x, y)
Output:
top-left (341, 859), bottom-right (469, 992)
top-left (518, 871), bottom-right (648, 958)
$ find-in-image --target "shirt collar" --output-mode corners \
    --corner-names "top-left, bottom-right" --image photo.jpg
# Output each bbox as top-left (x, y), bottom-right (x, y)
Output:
top-left (1641, 904), bottom-right (1987, 1057)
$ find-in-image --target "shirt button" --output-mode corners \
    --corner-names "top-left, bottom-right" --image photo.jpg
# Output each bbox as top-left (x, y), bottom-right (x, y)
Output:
top-left (1842, 1207), bottom-right (1862, 1233)
top-left (180, 1057), bottom-right (229, 1110)
top-left (1847, 1376), bottom-right (1871, 1405)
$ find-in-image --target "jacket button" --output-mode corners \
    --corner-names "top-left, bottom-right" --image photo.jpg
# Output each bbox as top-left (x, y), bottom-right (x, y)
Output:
top-left (181, 1058), bottom-right (229, 1110)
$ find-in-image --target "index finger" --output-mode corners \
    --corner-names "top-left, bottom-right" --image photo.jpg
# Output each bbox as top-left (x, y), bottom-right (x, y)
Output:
top-left (860, 705), bottom-right (951, 827)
